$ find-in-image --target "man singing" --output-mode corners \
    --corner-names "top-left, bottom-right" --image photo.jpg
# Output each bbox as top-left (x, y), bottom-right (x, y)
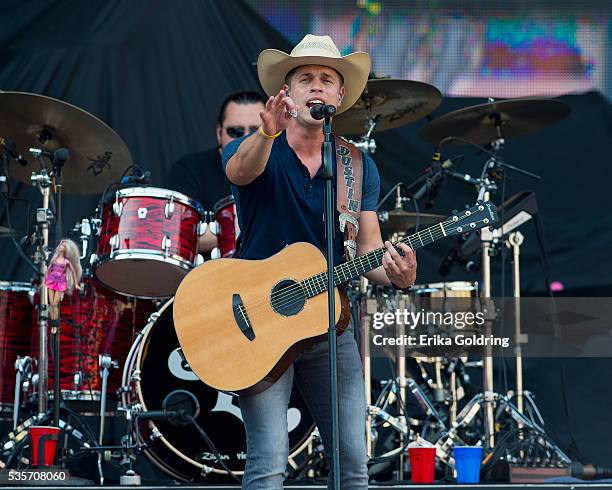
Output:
top-left (223, 34), bottom-right (417, 489)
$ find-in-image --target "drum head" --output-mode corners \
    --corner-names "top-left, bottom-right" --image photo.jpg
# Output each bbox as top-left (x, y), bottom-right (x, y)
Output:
top-left (95, 257), bottom-right (188, 299)
top-left (137, 300), bottom-right (314, 477)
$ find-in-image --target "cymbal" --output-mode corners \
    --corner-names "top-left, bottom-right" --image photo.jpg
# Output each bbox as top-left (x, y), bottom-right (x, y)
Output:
top-left (379, 209), bottom-right (445, 236)
top-left (0, 92), bottom-right (132, 194)
top-left (333, 79), bottom-right (442, 135)
top-left (420, 98), bottom-right (570, 145)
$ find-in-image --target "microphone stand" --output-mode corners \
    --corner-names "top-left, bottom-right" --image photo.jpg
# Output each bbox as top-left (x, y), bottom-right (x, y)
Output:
top-left (322, 114), bottom-right (340, 490)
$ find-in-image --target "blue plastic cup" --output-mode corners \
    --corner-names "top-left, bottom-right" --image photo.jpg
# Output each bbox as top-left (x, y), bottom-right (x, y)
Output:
top-left (453, 446), bottom-right (482, 483)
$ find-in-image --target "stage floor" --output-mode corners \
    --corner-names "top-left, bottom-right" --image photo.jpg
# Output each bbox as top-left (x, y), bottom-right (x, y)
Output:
top-left (2, 484), bottom-right (612, 489)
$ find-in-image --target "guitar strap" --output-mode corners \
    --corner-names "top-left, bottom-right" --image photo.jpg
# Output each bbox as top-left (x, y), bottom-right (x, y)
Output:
top-left (335, 136), bottom-right (363, 261)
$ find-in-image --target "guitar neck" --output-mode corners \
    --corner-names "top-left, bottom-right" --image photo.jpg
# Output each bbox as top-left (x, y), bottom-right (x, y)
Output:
top-left (300, 221), bottom-right (448, 298)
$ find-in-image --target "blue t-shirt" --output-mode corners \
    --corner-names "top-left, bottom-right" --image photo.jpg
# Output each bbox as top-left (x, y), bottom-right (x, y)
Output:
top-left (222, 131), bottom-right (380, 265)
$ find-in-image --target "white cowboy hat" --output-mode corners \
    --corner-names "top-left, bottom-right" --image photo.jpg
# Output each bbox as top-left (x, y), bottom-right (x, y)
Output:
top-left (257, 34), bottom-right (371, 115)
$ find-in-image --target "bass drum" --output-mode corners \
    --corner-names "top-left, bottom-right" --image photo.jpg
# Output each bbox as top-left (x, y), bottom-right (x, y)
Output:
top-left (123, 299), bottom-right (314, 481)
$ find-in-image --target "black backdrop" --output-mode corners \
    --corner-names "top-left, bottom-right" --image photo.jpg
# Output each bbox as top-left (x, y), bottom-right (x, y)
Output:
top-left (1, 0), bottom-right (611, 471)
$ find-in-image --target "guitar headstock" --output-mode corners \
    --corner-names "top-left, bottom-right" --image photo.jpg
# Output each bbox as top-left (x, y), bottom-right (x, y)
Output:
top-left (443, 201), bottom-right (499, 237)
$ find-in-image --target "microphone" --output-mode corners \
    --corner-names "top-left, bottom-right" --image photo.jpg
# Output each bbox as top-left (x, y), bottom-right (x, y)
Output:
top-left (412, 154), bottom-right (462, 201)
top-left (446, 170), bottom-right (479, 186)
top-left (310, 104), bottom-right (336, 120)
top-left (412, 147), bottom-right (443, 201)
top-left (137, 389), bottom-right (199, 428)
top-left (50, 148), bottom-right (70, 187)
top-left (52, 148), bottom-right (70, 166)
top-left (1, 137), bottom-right (28, 166)
top-left (121, 170), bottom-right (151, 186)
top-left (136, 408), bottom-right (181, 420)
top-left (28, 147), bottom-right (70, 165)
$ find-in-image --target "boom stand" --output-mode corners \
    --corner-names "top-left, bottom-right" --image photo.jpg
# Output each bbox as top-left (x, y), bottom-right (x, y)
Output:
top-left (322, 115), bottom-right (340, 490)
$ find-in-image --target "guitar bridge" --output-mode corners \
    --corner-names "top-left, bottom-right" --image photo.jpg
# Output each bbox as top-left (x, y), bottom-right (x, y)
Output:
top-left (232, 293), bottom-right (255, 341)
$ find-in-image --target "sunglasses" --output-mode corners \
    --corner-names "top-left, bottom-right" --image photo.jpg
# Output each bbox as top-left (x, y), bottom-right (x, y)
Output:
top-left (225, 126), bottom-right (259, 138)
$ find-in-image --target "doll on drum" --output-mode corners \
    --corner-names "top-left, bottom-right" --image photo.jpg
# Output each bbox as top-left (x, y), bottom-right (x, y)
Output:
top-left (44, 239), bottom-right (82, 328)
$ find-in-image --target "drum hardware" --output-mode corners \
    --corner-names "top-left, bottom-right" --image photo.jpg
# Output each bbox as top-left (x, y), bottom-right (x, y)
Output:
top-left (376, 183), bottom-right (445, 239)
top-left (434, 392), bottom-right (571, 468)
top-left (109, 234), bottom-right (120, 255)
top-left (467, 142), bottom-right (542, 450)
top-left (507, 231), bottom-right (526, 429)
top-left (12, 356), bottom-right (32, 430)
top-left (29, 167), bottom-right (53, 417)
top-left (162, 235), bottom-right (172, 256)
top-left (74, 217), bottom-right (99, 260)
top-left (113, 199), bottom-right (123, 216)
top-left (97, 353), bottom-right (119, 451)
top-left (362, 279), bottom-right (484, 475)
top-left (286, 429), bottom-right (325, 481)
top-left (30, 279), bottom-right (154, 402)
top-left (349, 116), bottom-right (378, 154)
top-left (164, 196), bottom-right (175, 219)
top-left (394, 288), bottom-right (409, 479)
top-left (137, 207), bottom-right (148, 219)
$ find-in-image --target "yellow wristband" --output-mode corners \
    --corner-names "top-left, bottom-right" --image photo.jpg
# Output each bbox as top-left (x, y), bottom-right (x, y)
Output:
top-left (258, 126), bottom-right (282, 139)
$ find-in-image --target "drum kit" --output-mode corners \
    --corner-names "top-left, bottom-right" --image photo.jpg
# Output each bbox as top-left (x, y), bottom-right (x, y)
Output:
top-left (0, 81), bottom-right (573, 484)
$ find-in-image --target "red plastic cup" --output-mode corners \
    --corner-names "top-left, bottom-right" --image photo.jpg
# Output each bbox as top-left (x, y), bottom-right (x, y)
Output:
top-left (409, 446), bottom-right (436, 483)
top-left (29, 426), bottom-right (60, 467)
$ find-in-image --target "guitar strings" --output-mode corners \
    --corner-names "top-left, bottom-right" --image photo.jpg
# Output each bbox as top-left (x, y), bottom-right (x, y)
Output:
top-left (239, 212), bottom-right (479, 316)
top-left (234, 212), bottom-right (482, 315)
top-left (264, 212), bottom-right (480, 310)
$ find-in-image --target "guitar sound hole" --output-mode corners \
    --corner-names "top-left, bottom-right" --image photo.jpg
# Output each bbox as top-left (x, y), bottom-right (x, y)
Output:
top-left (270, 279), bottom-right (305, 317)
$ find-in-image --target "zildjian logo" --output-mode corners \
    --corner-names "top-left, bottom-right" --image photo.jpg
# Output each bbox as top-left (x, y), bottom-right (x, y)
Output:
top-left (87, 152), bottom-right (112, 177)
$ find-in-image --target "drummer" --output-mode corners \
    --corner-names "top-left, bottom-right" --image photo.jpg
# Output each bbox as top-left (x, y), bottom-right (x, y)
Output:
top-left (166, 91), bottom-right (267, 253)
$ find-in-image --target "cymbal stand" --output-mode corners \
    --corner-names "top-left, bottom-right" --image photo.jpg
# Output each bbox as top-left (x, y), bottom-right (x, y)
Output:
top-left (361, 277), bottom-right (374, 458)
top-left (474, 134), bottom-right (540, 450)
top-left (350, 95), bottom-right (379, 154)
top-left (451, 128), bottom-right (540, 452)
top-left (351, 116), bottom-right (378, 154)
top-left (30, 166), bottom-right (53, 417)
top-left (476, 162), bottom-right (499, 451)
top-left (507, 231), bottom-right (526, 431)
top-left (396, 292), bottom-right (408, 480)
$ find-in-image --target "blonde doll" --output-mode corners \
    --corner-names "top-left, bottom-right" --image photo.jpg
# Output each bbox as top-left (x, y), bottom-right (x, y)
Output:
top-left (44, 239), bottom-right (82, 324)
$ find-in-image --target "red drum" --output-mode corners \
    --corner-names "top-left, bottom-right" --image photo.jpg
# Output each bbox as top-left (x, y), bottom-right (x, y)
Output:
top-left (213, 195), bottom-right (239, 258)
top-left (0, 282), bottom-right (35, 408)
top-left (32, 279), bottom-right (155, 400)
top-left (96, 187), bottom-right (204, 298)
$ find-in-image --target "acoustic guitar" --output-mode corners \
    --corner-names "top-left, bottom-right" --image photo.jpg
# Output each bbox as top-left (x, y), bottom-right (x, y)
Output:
top-left (174, 202), bottom-right (498, 395)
